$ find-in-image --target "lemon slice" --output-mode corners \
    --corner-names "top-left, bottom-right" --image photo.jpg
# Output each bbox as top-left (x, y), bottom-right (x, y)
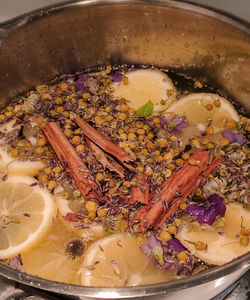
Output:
top-left (112, 69), bottom-right (177, 111)
top-left (55, 192), bottom-right (82, 217)
top-left (0, 147), bottom-right (44, 177)
top-left (166, 93), bottom-right (239, 132)
top-left (55, 194), bottom-right (104, 239)
top-left (0, 119), bottom-right (20, 133)
top-left (177, 203), bottom-right (250, 265)
top-left (80, 233), bottom-right (174, 287)
top-left (0, 175), bottom-right (56, 258)
top-left (21, 217), bottom-right (84, 284)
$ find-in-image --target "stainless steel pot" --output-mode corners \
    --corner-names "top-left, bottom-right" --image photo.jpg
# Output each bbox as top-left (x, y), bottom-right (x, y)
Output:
top-left (0, 1), bottom-right (249, 299)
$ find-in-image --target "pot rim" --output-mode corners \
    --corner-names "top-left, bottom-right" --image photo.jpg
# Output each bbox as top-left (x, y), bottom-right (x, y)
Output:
top-left (0, 0), bottom-right (249, 298)
top-left (0, 253), bottom-right (249, 297)
top-left (0, 0), bottom-right (249, 32)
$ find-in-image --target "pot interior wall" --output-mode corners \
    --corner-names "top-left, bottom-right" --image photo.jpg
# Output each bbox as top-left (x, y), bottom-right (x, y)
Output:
top-left (0, 1), bottom-right (249, 111)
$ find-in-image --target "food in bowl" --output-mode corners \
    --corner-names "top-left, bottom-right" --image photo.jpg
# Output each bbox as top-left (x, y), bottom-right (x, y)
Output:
top-left (0, 65), bottom-right (249, 287)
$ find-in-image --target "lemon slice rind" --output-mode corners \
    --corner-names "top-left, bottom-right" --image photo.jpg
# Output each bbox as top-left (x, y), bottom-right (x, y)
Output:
top-left (166, 93), bottom-right (239, 131)
top-left (0, 147), bottom-right (44, 177)
top-left (177, 203), bottom-right (250, 265)
top-left (55, 194), bottom-right (104, 239)
top-left (21, 217), bottom-right (84, 284)
top-left (0, 175), bottom-right (56, 258)
top-left (80, 233), bottom-right (174, 287)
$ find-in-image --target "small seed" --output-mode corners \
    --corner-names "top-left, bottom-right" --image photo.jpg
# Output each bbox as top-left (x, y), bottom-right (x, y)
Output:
top-left (118, 113), bottom-right (127, 120)
top-left (159, 230), bottom-right (172, 242)
top-left (195, 241), bottom-right (207, 250)
top-left (168, 225), bottom-right (177, 235)
top-left (177, 251), bottom-right (188, 261)
top-left (35, 147), bottom-right (45, 154)
top-left (205, 103), bottom-right (213, 111)
top-left (97, 208), bottom-right (106, 217)
top-left (96, 173), bottom-right (104, 181)
top-left (86, 201), bottom-right (98, 212)
top-left (240, 236), bottom-right (249, 246)
top-left (180, 203), bottom-right (187, 210)
top-left (213, 99), bottom-right (221, 107)
top-left (53, 166), bottom-right (62, 174)
top-left (82, 92), bottom-right (91, 99)
top-left (11, 149), bottom-right (19, 158)
top-left (48, 180), bottom-right (57, 190)
top-left (120, 104), bottom-right (129, 112)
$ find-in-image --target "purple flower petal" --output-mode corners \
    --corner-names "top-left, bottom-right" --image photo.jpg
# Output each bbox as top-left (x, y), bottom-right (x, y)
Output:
top-left (221, 129), bottom-right (235, 143)
top-left (83, 260), bottom-right (100, 270)
top-left (221, 130), bottom-right (246, 146)
top-left (187, 194), bottom-right (226, 225)
top-left (10, 257), bottom-right (20, 269)
top-left (66, 75), bottom-right (75, 83)
top-left (162, 261), bottom-right (176, 271)
top-left (167, 239), bottom-right (186, 253)
top-left (234, 133), bottom-right (246, 146)
top-left (208, 194), bottom-right (223, 204)
top-left (177, 264), bottom-right (186, 275)
top-left (140, 234), bottom-right (165, 266)
top-left (112, 72), bottom-right (122, 83)
top-left (74, 74), bottom-right (88, 91)
top-left (159, 114), bottom-right (189, 135)
top-left (148, 233), bottom-right (162, 248)
top-left (159, 116), bottom-right (169, 131)
top-left (139, 244), bottom-right (152, 257)
top-left (171, 115), bottom-right (186, 126)
top-left (148, 234), bottom-right (164, 265)
top-left (197, 207), bottom-right (217, 225)
top-left (215, 202), bottom-right (226, 216)
top-left (208, 194), bottom-right (226, 216)
top-left (10, 255), bottom-right (25, 272)
top-left (172, 115), bottom-right (189, 134)
top-left (186, 204), bottom-right (205, 216)
top-left (140, 235), bottom-right (193, 273)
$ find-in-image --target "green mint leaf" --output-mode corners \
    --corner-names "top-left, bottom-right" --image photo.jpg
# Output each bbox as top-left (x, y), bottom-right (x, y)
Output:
top-left (136, 101), bottom-right (154, 117)
top-left (152, 246), bottom-right (164, 266)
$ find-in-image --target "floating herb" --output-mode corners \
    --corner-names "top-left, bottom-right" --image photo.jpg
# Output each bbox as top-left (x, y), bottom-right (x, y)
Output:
top-left (17, 95), bottom-right (27, 101)
top-left (104, 222), bottom-right (113, 236)
top-left (136, 101), bottom-right (154, 117)
top-left (98, 245), bottom-right (104, 252)
top-left (65, 239), bottom-right (85, 259)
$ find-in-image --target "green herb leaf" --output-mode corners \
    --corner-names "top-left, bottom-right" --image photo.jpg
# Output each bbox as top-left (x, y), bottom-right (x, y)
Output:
top-left (103, 222), bottom-right (113, 236)
top-left (136, 101), bottom-right (154, 117)
top-left (17, 95), bottom-right (27, 101)
top-left (152, 246), bottom-right (164, 266)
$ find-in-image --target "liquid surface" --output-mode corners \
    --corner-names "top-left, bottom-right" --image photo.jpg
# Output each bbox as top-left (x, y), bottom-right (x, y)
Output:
top-left (0, 65), bottom-right (249, 286)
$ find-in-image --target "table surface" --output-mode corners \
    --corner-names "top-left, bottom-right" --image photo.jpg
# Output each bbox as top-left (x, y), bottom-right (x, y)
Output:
top-left (0, 0), bottom-right (250, 24)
